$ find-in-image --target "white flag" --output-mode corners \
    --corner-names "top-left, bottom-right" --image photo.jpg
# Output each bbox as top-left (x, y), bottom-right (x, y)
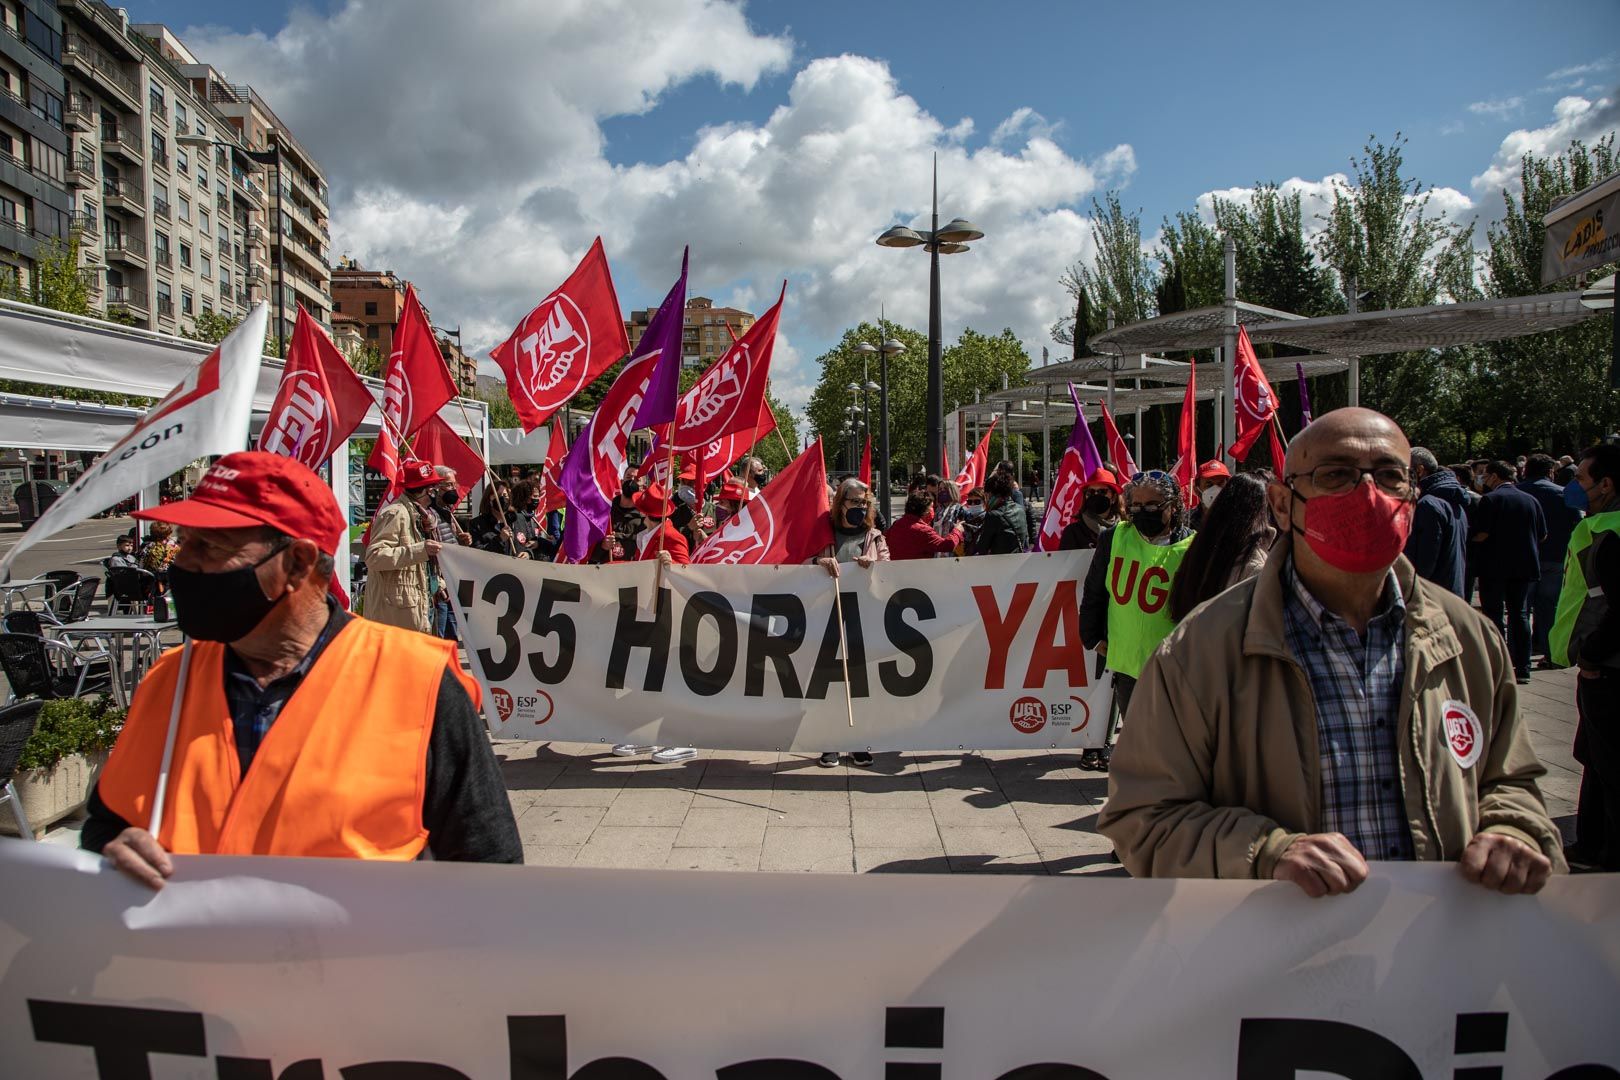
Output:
top-left (0, 304), bottom-right (268, 576)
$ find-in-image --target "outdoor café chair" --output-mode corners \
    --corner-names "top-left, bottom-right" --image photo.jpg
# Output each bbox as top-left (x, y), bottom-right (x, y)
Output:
top-left (104, 568), bottom-right (156, 616)
top-left (0, 633), bottom-right (112, 703)
top-left (0, 698), bottom-right (44, 839)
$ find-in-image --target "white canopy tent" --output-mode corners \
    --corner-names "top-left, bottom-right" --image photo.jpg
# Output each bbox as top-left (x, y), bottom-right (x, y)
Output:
top-left (0, 299), bottom-right (490, 595)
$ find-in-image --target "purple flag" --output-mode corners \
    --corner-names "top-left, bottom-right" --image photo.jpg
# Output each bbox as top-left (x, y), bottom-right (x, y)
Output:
top-left (1069, 383), bottom-right (1104, 479)
top-left (631, 247), bottom-right (689, 432)
top-left (1296, 362), bottom-right (1313, 426)
top-left (559, 265), bottom-right (686, 562)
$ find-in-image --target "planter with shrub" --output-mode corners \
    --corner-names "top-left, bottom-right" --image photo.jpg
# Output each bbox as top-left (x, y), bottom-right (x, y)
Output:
top-left (1, 696), bottom-right (124, 839)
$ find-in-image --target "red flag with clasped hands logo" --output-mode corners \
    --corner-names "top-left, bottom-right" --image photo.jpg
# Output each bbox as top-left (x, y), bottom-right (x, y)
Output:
top-left (692, 438), bottom-right (831, 565)
top-left (1230, 325), bottom-right (1277, 462)
top-left (668, 283), bottom-right (784, 452)
top-left (490, 237), bottom-right (628, 432)
top-left (365, 284), bottom-right (458, 494)
top-left (258, 305), bottom-right (372, 468)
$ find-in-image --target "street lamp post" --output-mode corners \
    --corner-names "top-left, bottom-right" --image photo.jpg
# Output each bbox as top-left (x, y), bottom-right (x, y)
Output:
top-left (180, 134), bottom-right (285, 354)
top-left (858, 328), bottom-right (904, 516)
top-left (876, 154), bottom-right (984, 486)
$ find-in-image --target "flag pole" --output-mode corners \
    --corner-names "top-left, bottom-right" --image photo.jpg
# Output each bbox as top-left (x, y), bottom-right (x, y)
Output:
top-left (831, 579), bottom-right (857, 728)
top-left (449, 394), bottom-right (516, 540)
top-left (651, 438), bottom-right (678, 602)
top-left (730, 321), bottom-right (795, 467)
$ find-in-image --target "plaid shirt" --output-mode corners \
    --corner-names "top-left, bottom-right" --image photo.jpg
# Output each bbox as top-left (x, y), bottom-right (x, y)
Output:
top-left (1281, 559), bottom-right (1416, 861)
top-left (224, 596), bottom-right (350, 775)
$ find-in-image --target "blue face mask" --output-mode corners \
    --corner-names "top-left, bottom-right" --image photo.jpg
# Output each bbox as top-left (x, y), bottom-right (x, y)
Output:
top-left (1565, 481), bottom-right (1590, 512)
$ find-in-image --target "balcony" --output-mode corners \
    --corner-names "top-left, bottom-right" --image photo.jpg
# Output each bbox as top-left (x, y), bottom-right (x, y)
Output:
top-left (101, 177), bottom-right (145, 216)
top-left (69, 212), bottom-right (99, 238)
top-left (215, 192), bottom-right (229, 213)
top-left (65, 95), bottom-right (95, 131)
top-left (232, 168), bottom-right (264, 203)
top-left (66, 152), bottom-right (96, 188)
top-left (152, 196), bottom-right (171, 221)
top-left (150, 148), bottom-right (168, 172)
top-left (63, 35), bottom-right (140, 113)
top-left (156, 296), bottom-right (174, 319)
top-left (152, 246), bottom-right (172, 270)
top-left (106, 284), bottom-right (148, 312)
top-left (105, 232), bottom-right (147, 267)
top-left (100, 125), bottom-right (143, 165)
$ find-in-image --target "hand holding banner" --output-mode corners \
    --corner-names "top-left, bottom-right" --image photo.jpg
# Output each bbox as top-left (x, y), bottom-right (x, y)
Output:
top-left (490, 237), bottom-right (629, 432)
top-left (0, 304), bottom-right (269, 575)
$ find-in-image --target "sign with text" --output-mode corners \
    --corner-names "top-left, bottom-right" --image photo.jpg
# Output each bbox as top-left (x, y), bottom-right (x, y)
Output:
top-left (439, 546), bottom-right (1109, 750)
top-left (2, 844), bottom-right (1615, 1078)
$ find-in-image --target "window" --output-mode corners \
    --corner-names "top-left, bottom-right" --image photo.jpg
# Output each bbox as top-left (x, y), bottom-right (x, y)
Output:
top-left (201, 252), bottom-right (211, 280)
top-left (175, 103), bottom-right (187, 132)
top-left (178, 194), bottom-right (190, 223)
top-left (30, 138), bottom-right (63, 183)
top-left (0, 196), bottom-right (17, 224)
top-left (27, 84), bottom-right (62, 129)
top-left (179, 241), bottom-right (191, 269)
top-left (23, 11), bottom-right (62, 64)
top-left (199, 210), bottom-right (210, 239)
top-left (154, 229), bottom-right (170, 261)
top-left (176, 147), bottom-right (189, 175)
top-left (218, 227), bottom-right (228, 253)
top-left (366, 324), bottom-right (379, 339)
top-left (364, 301), bottom-right (378, 316)
top-left (220, 266), bottom-right (231, 292)
top-left (198, 167), bottom-right (208, 191)
top-left (150, 130), bottom-right (166, 166)
top-left (332, 301), bottom-right (341, 312)
top-left (201, 296), bottom-right (212, 315)
top-left (148, 82), bottom-right (164, 116)
top-left (181, 288), bottom-right (193, 316)
top-left (196, 120), bottom-right (208, 140)
top-left (156, 279), bottom-right (171, 311)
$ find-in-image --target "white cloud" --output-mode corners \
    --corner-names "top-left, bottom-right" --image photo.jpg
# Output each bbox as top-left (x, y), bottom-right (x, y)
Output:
top-left (1471, 90), bottom-right (1620, 216)
top-left (179, 6), bottom-right (1126, 426)
top-left (1468, 96), bottom-right (1525, 118)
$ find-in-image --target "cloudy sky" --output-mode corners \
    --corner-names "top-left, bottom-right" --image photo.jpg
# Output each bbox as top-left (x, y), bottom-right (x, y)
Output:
top-left (126, 0), bottom-right (1618, 424)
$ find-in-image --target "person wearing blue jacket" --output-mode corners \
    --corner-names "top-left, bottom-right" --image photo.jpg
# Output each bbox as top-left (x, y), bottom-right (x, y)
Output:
top-left (1404, 447), bottom-right (1468, 595)
top-left (1474, 460), bottom-right (1548, 684)
top-left (1518, 453), bottom-right (1584, 666)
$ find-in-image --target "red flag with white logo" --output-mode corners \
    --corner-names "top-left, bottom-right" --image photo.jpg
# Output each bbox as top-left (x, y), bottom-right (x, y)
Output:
top-left (1230, 326), bottom-right (1277, 462)
top-left (692, 437), bottom-right (831, 566)
top-left (1099, 401), bottom-right (1135, 477)
top-left (540, 418), bottom-right (569, 513)
top-left (489, 237), bottom-right (629, 432)
top-left (955, 418), bottom-right (997, 493)
top-left (366, 284), bottom-right (458, 494)
top-left (859, 434), bottom-right (872, 488)
top-left (409, 414), bottom-right (485, 500)
top-left (259, 305), bottom-right (373, 468)
top-left (668, 283), bottom-right (784, 452)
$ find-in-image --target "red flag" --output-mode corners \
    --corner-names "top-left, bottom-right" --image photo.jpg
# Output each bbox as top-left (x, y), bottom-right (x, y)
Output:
top-left (1268, 422), bottom-right (1287, 475)
top-left (409, 414), bottom-right (485, 499)
top-left (941, 446), bottom-right (950, 479)
top-left (692, 438), bottom-right (832, 565)
top-left (1173, 357), bottom-right (1198, 508)
top-left (259, 305), bottom-right (372, 468)
top-left (1099, 402), bottom-right (1135, 478)
top-left (645, 395), bottom-right (777, 491)
top-left (539, 418), bottom-right (569, 513)
top-left (859, 434), bottom-right (872, 487)
top-left (1230, 326), bottom-right (1277, 462)
top-left (669, 284), bottom-right (784, 452)
top-left (366, 284), bottom-right (458, 493)
top-left (954, 419), bottom-right (998, 493)
top-left (489, 237), bottom-right (629, 432)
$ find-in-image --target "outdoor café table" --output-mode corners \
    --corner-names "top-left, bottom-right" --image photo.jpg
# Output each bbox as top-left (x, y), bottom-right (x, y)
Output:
top-left (0, 577), bottom-right (56, 613)
top-left (50, 616), bottom-right (179, 706)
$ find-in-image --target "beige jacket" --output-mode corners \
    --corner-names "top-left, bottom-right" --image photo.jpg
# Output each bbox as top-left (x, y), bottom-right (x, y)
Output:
top-left (1099, 537), bottom-right (1566, 879)
top-left (362, 499), bottom-right (433, 634)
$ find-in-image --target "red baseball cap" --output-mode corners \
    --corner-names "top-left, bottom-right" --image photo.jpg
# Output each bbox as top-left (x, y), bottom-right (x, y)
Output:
top-left (1197, 460), bottom-right (1232, 480)
top-left (633, 482), bottom-right (676, 518)
top-left (718, 479), bottom-right (748, 503)
top-left (1083, 467), bottom-right (1121, 493)
top-left (677, 460), bottom-right (698, 484)
top-left (133, 451), bottom-right (346, 555)
top-left (400, 458), bottom-right (439, 490)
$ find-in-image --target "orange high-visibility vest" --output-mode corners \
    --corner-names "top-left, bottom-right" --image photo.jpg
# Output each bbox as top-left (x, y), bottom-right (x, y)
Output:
top-left (98, 618), bottom-right (481, 859)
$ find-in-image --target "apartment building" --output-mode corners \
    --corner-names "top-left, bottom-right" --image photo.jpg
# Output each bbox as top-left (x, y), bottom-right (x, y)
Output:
top-left (331, 257), bottom-right (476, 395)
top-left (0, 2), bottom-right (74, 291)
top-left (625, 295), bottom-right (756, 369)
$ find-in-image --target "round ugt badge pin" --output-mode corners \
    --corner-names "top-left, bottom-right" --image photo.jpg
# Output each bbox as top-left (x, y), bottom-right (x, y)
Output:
top-left (1441, 699), bottom-right (1483, 769)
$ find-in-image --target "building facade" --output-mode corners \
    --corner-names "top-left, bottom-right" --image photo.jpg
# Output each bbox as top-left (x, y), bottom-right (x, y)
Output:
top-left (331, 257), bottom-right (476, 395)
top-left (625, 295), bottom-right (755, 369)
top-left (0, 2), bottom-right (330, 346)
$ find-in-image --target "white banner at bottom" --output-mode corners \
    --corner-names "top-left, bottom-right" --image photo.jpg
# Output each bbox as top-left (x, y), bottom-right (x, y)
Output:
top-left (2, 842), bottom-right (1616, 1078)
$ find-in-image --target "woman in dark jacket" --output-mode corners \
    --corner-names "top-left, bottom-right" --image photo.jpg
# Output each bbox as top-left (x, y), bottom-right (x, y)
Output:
top-left (973, 470), bottom-right (1029, 554)
top-left (1166, 472), bottom-right (1277, 623)
top-left (469, 480), bottom-right (519, 556)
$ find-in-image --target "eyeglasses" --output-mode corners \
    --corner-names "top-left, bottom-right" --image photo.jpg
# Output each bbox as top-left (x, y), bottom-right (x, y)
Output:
top-left (1288, 464), bottom-right (1411, 496)
top-left (1129, 502), bottom-right (1165, 515)
top-left (1129, 469), bottom-right (1172, 484)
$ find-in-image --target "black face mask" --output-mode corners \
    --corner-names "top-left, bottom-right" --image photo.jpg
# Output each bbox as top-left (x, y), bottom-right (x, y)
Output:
top-left (168, 545), bottom-right (288, 642)
top-left (1083, 493), bottom-right (1114, 518)
top-left (438, 490), bottom-right (458, 508)
top-left (844, 506), bottom-right (868, 529)
top-left (621, 481), bottom-right (639, 499)
top-left (1131, 508), bottom-right (1167, 538)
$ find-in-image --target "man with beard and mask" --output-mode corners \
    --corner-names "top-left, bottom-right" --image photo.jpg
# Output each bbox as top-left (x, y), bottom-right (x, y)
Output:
top-left (1551, 442), bottom-right (1620, 871)
top-left (361, 458), bottom-right (444, 633)
top-left (1059, 468), bottom-right (1123, 551)
top-left (1188, 460), bottom-right (1231, 531)
top-left (1100, 408), bottom-right (1564, 896)
top-left (80, 452), bottom-right (521, 887)
top-left (427, 466), bottom-right (472, 639)
top-left (1078, 468), bottom-right (1195, 764)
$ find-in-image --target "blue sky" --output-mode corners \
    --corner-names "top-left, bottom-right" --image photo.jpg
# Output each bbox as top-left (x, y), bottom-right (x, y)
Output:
top-left (126, 0), bottom-right (1619, 420)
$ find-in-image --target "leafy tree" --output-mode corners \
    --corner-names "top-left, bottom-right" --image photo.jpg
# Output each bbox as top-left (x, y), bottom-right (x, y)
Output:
top-left (1052, 191), bottom-right (1156, 346)
top-left (345, 342), bottom-right (385, 379)
top-left (180, 309), bottom-right (242, 344)
top-left (1213, 186), bottom-right (1341, 318)
top-left (478, 384), bottom-right (522, 430)
top-left (1154, 210), bottom-right (1224, 312)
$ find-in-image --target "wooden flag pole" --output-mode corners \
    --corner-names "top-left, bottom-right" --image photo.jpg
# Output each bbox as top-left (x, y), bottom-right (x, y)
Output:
top-left (449, 394), bottom-right (518, 541)
top-left (831, 577), bottom-right (857, 728)
top-left (651, 439), bottom-right (678, 601)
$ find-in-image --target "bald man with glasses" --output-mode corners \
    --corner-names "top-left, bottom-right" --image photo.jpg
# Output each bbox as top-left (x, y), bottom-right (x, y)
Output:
top-left (1099, 408), bottom-right (1564, 897)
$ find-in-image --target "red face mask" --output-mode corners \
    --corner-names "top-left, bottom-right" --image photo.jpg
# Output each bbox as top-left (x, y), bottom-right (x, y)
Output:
top-left (1292, 479), bottom-right (1414, 574)
top-left (923, 505), bottom-right (936, 525)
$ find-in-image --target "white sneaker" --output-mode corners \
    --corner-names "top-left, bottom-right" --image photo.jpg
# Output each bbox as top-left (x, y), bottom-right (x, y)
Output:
top-left (611, 744), bottom-right (654, 757)
top-left (651, 746), bottom-right (698, 763)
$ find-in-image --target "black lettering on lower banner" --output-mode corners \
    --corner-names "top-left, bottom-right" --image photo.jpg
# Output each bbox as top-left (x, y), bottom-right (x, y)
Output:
top-left (679, 591), bottom-right (739, 696)
top-left (606, 587), bottom-right (671, 692)
top-left (879, 588), bottom-right (934, 697)
top-left (807, 592), bottom-right (868, 699)
top-left (745, 593), bottom-right (806, 698)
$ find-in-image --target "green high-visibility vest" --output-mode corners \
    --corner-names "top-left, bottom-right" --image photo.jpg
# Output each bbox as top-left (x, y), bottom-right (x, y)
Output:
top-left (1550, 509), bottom-right (1620, 668)
top-left (1104, 523), bottom-right (1194, 679)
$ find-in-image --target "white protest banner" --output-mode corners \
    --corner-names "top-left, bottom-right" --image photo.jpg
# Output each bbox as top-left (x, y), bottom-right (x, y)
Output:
top-left (440, 546), bottom-right (1110, 751)
top-left (2, 843), bottom-right (1616, 1078)
top-left (0, 304), bottom-right (268, 575)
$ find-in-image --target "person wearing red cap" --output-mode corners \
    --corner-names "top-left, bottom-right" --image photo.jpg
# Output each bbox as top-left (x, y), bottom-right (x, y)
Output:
top-left (362, 458), bottom-right (443, 633)
top-left (80, 451), bottom-right (522, 886)
top-left (1190, 460), bottom-right (1232, 530)
top-left (614, 481), bottom-right (698, 764)
top-left (714, 479), bottom-right (748, 529)
top-left (1059, 468), bottom-right (1123, 552)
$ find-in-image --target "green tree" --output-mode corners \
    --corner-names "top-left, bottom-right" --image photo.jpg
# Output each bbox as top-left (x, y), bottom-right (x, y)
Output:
top-left (180, 309), bottom-right (242, 344)
top-left (1154, 210), bottom-right (1224, 312)
top-left (1052, 191), bottom-right (1157, 347)
top-left (1213, 186), bottom-right (1341, 318)
top-left (478, 384), bottom-right (522, 430)
top-left (345, 342), bottom-right (385, 379)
